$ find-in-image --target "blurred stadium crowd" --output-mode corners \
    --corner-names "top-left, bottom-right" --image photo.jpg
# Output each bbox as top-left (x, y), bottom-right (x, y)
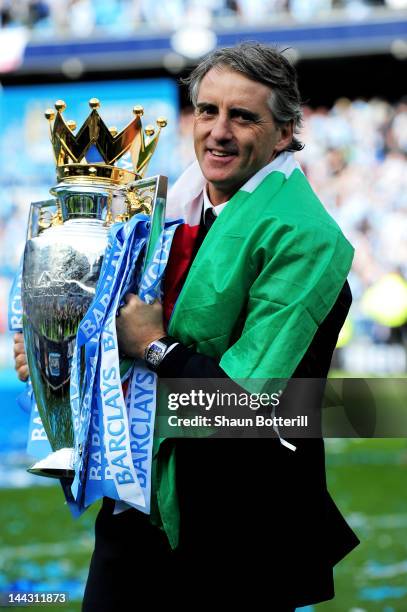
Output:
top-left (1, 94), bottom-right (407, 371)
top-left (1, 0), bottom-right (407, 37)
top-left (299, 99), bottom-right (407, 350)
top-left (300, 99), bottom-right (407, 298)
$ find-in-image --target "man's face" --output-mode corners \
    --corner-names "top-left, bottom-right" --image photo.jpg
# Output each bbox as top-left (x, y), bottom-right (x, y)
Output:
top-left (193, 66), bottom-right (293, 205)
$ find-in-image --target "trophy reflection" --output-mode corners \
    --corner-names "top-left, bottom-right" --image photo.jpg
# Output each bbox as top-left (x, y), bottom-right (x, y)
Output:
top-left (21, 98), bottom-right (167, 478)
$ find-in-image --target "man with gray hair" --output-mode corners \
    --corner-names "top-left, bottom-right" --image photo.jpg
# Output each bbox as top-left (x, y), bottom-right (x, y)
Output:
top-left (15, 42), bottom-right (359, 610)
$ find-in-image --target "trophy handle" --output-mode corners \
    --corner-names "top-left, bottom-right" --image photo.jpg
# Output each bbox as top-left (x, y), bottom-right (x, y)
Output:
top-left (125, 174), bottom-right (168, 274)
top-left (26, 199), bottom-right (61, 239)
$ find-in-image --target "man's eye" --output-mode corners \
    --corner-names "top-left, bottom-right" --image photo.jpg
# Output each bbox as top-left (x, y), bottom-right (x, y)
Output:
top-left (196, 106), bottom-right (217, 117)
top-left (233, 112), bottom-right (255, 123)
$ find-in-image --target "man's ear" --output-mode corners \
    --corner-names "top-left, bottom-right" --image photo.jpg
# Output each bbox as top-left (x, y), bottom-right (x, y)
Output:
top-left (274, 121), bottom-right (294, 152)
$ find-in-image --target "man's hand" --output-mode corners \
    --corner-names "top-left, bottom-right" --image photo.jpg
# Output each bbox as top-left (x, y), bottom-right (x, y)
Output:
top-left (13, 332), bottom-right (29, 382)
top-left (116, 294), bottom-right (166, 360)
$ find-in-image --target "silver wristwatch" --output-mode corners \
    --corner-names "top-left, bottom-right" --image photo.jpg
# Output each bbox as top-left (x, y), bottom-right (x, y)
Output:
top-left (144, 336), bottom-right (179, 371)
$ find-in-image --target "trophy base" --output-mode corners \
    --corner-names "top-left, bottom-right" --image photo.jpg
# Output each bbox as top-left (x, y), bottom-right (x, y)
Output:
top-left (27, 448), bottom-right (74, 480)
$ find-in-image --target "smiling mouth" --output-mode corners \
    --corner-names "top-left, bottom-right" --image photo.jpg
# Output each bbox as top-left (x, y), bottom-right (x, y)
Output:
top-left (207, 149), bottom-right (237, 157)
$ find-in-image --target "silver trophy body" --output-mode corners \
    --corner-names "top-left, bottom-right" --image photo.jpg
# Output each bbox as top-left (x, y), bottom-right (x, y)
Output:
top-left (21, 174), bottom-right (167, 479)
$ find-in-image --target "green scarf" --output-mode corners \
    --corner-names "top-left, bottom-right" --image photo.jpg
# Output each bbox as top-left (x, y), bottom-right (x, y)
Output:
top-left (150, 157), bottom-right (354, 548)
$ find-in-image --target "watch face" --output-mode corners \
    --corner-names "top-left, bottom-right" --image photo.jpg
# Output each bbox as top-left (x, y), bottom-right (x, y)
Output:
top-left (145, 337), bottom-right (177, 371)
top-left (145, 341), bottom-right (167, 369)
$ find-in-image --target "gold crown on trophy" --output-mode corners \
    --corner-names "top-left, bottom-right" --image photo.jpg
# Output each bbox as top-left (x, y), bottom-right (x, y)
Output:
top-left (45, 98), bottom-right (167, 184)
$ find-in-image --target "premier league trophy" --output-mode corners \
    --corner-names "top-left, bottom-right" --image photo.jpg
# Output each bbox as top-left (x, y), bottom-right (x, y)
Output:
top-left (21, 98), bottom-right (168, 479)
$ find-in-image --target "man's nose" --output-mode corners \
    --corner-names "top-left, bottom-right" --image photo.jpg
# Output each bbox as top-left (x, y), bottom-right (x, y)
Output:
top-left (210, 113), bottom-right (233, 141)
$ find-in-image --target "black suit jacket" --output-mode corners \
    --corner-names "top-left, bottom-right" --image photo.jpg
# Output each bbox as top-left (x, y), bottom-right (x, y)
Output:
top-left (157, 280), bottom-right (359, 607)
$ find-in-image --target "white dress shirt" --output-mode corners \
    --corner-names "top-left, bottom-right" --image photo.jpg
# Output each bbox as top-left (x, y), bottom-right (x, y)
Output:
top-left (203, 186), bottom-right (229, 217)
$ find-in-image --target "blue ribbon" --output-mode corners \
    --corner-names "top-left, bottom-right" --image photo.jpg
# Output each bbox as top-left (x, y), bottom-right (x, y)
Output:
top-left (70, 215), bottom-right (148, 508)
top-left (8, 255), bottom-right (23, 332)
top-left (70, 214), bottom-right (181, 513)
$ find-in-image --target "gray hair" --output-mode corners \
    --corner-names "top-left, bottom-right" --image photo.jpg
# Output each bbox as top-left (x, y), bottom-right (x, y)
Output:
top-left (182, 42), bottom-right (304, 152)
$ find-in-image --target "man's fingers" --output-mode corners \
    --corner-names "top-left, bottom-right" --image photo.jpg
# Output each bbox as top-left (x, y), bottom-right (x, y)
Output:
top-left (15, 353), bottom-right (27, 368)
top-left (13, 332), bottom-right (26, 358)
top-left (14, 344), bottom-right (29, 381)
top-left (13, 342), bottom-right (26, 358)
top-left (16, 365), bottom-right (29, 382)
top-left (123, 293), bottom-right (140, 306)
top-left (13, 332), bottom-right (28, 380)
top-left (121, 294), bottom-right (162, 310)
